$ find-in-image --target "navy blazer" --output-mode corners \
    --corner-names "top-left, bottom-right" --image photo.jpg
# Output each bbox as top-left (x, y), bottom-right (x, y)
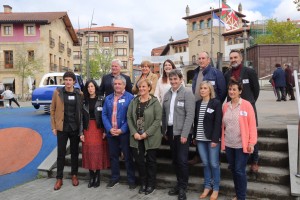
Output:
top-left (193, 98), bottom-right (222, 143)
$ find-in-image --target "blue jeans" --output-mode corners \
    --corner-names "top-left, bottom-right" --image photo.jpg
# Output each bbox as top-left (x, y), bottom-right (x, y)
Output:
top-left (225, 147), bottom-right (249, 200)
top-left (197, 141), bottom-right (220, 191)
top-left (107, 135), bottom-right (135, 184)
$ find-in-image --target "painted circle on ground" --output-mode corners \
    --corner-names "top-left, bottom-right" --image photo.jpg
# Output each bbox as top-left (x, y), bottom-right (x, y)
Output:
top-left (0, 127), bottom-right (42, 175)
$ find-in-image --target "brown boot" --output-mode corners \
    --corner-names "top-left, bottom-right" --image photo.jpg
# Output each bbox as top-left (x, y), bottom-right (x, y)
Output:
top-left (188, 155), bottom-right (200, 165)
top-left (54, 179), bottom-right (63, 190)
top-left (72, 175), bottom-right (79, 186)
top-left (250, 163), bottom-right (259, 173)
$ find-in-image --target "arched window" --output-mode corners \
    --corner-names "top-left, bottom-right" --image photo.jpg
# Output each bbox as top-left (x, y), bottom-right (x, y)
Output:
top-left (200, 20), bottom-right (205, 29)
top-left (192, 22), bottom-right (197, 30)
top-left (207, 18), bottom-right (211, 28)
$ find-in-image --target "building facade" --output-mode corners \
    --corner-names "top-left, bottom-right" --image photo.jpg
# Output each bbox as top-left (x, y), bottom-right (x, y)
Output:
top-left (74, 24), bottom-right (134, 78)
top-left (0, 5), bottom-right (78, 95)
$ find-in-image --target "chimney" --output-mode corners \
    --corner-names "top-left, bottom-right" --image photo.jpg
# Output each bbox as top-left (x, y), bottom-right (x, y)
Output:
top-left (111, 23), bottom-right (114, 27)
top-left (3, 5), bottom-right (12, 13)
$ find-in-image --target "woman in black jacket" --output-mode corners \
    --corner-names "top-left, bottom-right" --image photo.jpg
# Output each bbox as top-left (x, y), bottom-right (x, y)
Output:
top-left (80, 80), bottom-right (110, 188)
top-left (193, 81), bottom-right (222, 200)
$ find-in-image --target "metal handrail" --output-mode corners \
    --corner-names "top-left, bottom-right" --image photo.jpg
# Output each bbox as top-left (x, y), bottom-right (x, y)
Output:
top-left (293, 70), bottom-right (300, 178)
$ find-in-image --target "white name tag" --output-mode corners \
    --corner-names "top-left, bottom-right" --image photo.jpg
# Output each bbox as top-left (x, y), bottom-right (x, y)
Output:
top-left (119, 99), bottom-right (125, 103)
top-left (210, 81), bottom-right (215, 86)
top-left (242, 79), bottom-right (249, 84)
top-left (68, 96), bottom-right (75, 100)
top-left (97, 107), bottom-right (103, 111)
top-left (240, 111), bottom-right (248, 116)
top-left (177, 101), bottom-right (184, 107)
top-left (207, 108), bottom-right (214, 113)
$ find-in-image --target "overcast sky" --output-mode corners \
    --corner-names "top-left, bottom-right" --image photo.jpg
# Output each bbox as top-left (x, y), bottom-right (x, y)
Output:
top-left (2, 0), bottom-right (299, 64)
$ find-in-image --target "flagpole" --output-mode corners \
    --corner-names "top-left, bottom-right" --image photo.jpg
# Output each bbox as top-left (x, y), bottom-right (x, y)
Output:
top-left (219, 0), bottom-right (221, 55)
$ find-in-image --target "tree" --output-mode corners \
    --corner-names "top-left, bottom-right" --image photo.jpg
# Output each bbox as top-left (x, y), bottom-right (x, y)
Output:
top-left (88, 46), bottom-right (114, 80)
top-left (15, 48), bottom-right (44, 100)
top-left (255, 19), bottom-right (300, 44)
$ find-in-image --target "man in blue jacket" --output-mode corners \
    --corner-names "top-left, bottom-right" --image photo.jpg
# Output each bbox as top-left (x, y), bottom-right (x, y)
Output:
top-left (272, 63), bottom-right (286, 101)
top-left (102, 75), bottom-right (136, 189)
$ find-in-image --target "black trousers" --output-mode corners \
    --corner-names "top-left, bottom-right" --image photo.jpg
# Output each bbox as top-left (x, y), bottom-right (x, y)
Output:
top-left (56, 130), bottom-right (80, 179)
top-left (9, 98), bottom-right (20, 107)
top-left (167, 126), bottom-right (190, 190)
top-left (132, 140), bottom-right (157, 187)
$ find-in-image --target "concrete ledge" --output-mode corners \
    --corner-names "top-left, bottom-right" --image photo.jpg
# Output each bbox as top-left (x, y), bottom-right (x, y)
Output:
top-left (288, 125), bottom-right (300, 197)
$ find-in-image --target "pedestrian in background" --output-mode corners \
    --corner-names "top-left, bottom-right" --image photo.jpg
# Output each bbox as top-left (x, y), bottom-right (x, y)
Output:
top-left (221, 78), bottom-right (257, 200)
top-left (193, 81), bottom-right (222, 200)
top-left (50, 71), bottom-right (83, 190)
top-left (283, 63), bottom-right (295, 100)
top-left (80, 80), bottom-right (110, 188)
top-left (272, 63), bottom-right (286, 101)
top-left (132, 60), bottom-right (158, 95)
top-left (127, 79), bottom-right (162, 195)
top-left (1, 86), bottom-right (20, 108)
top-left (162, 69), bottom-right (195, 200)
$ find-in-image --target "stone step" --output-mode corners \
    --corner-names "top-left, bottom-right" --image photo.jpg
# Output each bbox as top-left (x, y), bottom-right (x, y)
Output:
top-left (49, 167), bottom-right (293, 200)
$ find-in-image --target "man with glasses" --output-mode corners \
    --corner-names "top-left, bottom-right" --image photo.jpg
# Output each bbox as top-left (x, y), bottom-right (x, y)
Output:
top-left (224, 49), bottom-right (260, 173)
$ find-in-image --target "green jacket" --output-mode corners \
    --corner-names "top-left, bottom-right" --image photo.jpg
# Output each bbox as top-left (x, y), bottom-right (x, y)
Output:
top-left (127, 95), bottom-right (162, 150)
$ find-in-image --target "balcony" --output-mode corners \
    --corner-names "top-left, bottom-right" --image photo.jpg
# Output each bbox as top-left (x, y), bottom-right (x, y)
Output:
top-left (49, 38), bottom-right (55, 48)
top-left (50, 63), bottom-right (57, 71)
top-left (59, 42), bottom-right (65, 53)
top-left (67, 48), bottom-right (72, 57)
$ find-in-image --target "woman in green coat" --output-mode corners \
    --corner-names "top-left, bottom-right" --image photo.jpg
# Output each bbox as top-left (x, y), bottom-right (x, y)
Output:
top-left (127, 79), bottom-right (162, 196)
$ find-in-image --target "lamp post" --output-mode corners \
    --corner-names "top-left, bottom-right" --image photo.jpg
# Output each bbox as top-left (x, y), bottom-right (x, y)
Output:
top-left (86, 22), bottom-right (97, 80)
top-left (237, 22), bottom-right (253, 67)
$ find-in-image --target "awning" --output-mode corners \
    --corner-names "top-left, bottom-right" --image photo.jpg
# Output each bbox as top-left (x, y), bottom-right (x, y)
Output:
top-left (2, 77), bottom-right (15, 84)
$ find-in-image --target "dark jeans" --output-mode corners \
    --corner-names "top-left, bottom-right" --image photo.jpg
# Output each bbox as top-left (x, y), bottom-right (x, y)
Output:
top-left (107, 135), bottom-right (135, 184)
top-left (131, 140), bottom-right (157, 187)
top-left (167, 126), bottom-right (190, 190)
top-left (248, 144), bottom-right (259, 164)
top-left (275, 87), bottom-right (286, 100)
top-left (9, 98), bottom-right (20, 107)
top-left (286, 85), bottom-right (295, 99)
top-left (56, 130), bottom-right (80, 179)
top-left (225, 147), bottom-right (249, 200)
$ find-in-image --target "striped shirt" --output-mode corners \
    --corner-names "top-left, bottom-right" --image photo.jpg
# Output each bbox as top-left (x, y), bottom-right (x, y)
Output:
top-left (196, 101), bottom-right (210, 141)
top-left (223, 99), bottom-right (242, 148)
top-left (112, 91), bottom-right (124, 129)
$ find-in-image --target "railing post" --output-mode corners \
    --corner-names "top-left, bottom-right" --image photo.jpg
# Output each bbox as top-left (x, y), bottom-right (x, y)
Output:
top-left (293, 70), bottom-right (300, 177)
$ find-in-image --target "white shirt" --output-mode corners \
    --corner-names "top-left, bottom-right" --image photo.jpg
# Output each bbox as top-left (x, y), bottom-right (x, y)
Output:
top-left (168, 86), bottom-right (182, 126)
top-left (1, 90), bottom-right (14, 99)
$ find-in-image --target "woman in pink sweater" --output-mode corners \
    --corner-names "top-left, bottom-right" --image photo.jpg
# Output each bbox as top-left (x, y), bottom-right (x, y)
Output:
top-left (221, 78), bottom-right (257, 200)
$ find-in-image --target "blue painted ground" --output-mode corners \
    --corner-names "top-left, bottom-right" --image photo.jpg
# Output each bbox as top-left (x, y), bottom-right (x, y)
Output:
top-left (0, 106), bottom-right (56, 192)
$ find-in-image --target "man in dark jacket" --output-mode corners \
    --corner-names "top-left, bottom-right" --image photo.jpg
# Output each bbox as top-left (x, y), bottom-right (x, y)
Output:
top-left (272, 63), bottom-right (286, 101)
top-left (224, 49), bottom-right (260, 173)
top-left (99, 59), bottom-right (132, 96)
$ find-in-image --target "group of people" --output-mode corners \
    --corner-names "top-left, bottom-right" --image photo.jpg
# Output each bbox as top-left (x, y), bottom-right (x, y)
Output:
top-left (271, 63), bottom-right (295, 101)
top-left (50, 49), bottom-right (260, 200)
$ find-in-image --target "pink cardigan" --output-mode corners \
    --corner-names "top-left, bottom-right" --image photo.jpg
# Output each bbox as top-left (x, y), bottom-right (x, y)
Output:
top-left (221, 98), bottom-right (257, 153)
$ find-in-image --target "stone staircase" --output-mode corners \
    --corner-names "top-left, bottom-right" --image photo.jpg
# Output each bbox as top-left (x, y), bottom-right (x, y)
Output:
top-left (42, 128), bottom-right (295, 199)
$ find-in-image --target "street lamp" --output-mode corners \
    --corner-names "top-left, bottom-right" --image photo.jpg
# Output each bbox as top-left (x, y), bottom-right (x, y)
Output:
top-left (237, 22), bottom-right (253, 67)
top-left (86, 22), bottom-right (97, 80)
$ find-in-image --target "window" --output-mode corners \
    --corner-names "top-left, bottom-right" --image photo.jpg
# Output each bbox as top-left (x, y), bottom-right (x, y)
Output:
top-left (122, 61), bottom-right (127, 69)
top-left (115, 48), bottom-right (127, 56)
top-left (4, 51), bottom-right (13, 68)
top-left (24, 24), bottom-right (35, 36)
top-left (103, 36), bottom-right (110, 43)
top-left (200, 20), bottom-right (205, 29)
top-left (228, 38), bottom-right (233, 45)
top-left (115, 35), bottom-right (127, 43)
top-left (198, 40), bottom-right (201, 46)
top-left (179, 47), bottom-right (182, 52)
top-left (192, 55), bottom-right (196, 64)
top-left (192, 22), bottom-right (197, 30)
top-left (28, 50), bottom-right (34, 61)
top-left (73, 51), bottom-right (81, 59)
top-left (183, 46), bottom-right (186, 52)
top-left (175, 47), bottom-right (178, 53)
top-left (207, 18), bottom-right (211, 28)
top-left (2, 24), bottom-right (13, 36)
top-left (86, 36), bottom-right (98, 44)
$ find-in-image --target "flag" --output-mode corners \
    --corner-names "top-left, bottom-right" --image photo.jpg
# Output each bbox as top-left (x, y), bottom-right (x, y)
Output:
top-left (221, 2), bottom-right (239, 31)
top-left (212, 12), bottom-right (229, 29)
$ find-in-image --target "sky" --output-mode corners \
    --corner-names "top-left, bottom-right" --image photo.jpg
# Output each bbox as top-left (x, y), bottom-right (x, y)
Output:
top-left (2, 0), bottom-right (299, 64)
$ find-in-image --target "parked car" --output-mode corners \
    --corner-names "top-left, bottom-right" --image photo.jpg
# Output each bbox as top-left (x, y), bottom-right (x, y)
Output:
top-left (31, 72), bottom-right (84, 111)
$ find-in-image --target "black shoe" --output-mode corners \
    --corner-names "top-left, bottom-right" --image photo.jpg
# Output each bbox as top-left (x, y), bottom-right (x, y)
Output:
top-left (138, 185), bottom-right (146, 194)
top-left (106, 180), bottom-right (119, 189)
top-left (178, 189), bottom-right (187, 200)
top-left (129, 183), bottom-right (137, 190)
top-left (276, 99), bottom-right (281, 102)
top-left (290, 98), bottom-right (295, 100)
top-left (94, 170), bottom-right (100, 188)
top-left (145, 186), bottom-right (155, 195)
top-left (88, 170), bottom-right (95, 188)
top-left (168, 187), bottom-right (179, 196)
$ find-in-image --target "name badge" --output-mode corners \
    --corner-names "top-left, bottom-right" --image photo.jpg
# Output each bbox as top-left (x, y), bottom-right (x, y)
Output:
top-left (210, 81), bottom-right (215, 86)
top-left (177, 101), bottom-right (184, 107)
top-left (242, 79), bottom-right (249, 84)
top-left (68, 96), bottom-right (75, 100)
top-left (97, 107), bottom-right (103, 111)
top-left (119, 99), bottom-right (125, 103)
top-left (207, 108), bottom-right (214, 113)
top-left (240, 111), bottom-right (248, 116)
